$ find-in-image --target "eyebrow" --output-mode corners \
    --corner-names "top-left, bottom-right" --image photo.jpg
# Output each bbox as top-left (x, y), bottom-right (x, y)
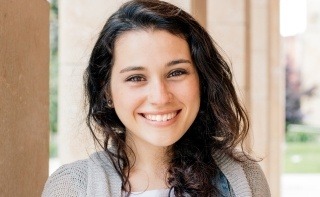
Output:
top-left (166, 59), bottom-right (192, 67)
top-left (119, 66), bottom-right (145, 73)
top-left (119, 59), bottom-right (192, 73)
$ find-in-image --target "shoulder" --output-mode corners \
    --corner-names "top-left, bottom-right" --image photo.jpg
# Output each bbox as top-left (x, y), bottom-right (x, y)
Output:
top-left (42, 151), bottom-right (123, 197)
top-left (213, 150), bottom-right (271, 197)
top-left (42, 159), bottom-right (88, 197)
top-left (235, 152), bottom-right (271, 197)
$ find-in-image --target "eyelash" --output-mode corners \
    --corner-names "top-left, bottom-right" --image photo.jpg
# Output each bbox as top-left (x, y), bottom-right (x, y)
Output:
top-left (125, 75), bottom-right (146, 82)
top-left (125, 69), bottom-right (188, 83)
top-left (168, 69), bottom-right (188, 77)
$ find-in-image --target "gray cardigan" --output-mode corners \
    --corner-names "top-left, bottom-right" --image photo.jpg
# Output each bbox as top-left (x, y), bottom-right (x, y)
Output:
top-left (42, 151), bottom-right (271, 197)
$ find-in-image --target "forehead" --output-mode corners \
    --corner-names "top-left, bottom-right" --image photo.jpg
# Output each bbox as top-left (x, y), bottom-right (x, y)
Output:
top-left (112, 30), bottom-right (191, 68)
top-left (115, 29), bottom-right (187, 48)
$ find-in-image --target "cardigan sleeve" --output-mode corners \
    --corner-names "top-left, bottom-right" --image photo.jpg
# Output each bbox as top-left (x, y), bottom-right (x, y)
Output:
top-left (239, 155), bottom-right (271, 197)
top-left (42, 160), bottom-right (88, 197)
top-left (214, 150), bottom-right (271, 197)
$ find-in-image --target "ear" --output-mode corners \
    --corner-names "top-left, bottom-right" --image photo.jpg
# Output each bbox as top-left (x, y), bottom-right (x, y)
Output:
top-left (104, 82), bottom-right (112, 99)
top-left (105, 85), bottom-right (114, 108)
top-left (105, 92), bottom-right (112, 100)
top-left (107, 99), bottom-right (114, 108)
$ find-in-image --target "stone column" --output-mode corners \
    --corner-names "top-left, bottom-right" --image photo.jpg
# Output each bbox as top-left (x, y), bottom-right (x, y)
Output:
top-left (0, 1), bottom-right (49, 196)
top-left (207, 0), bottom-right (283, 196)
top-left (248, 1), bottom-right (283, 196)
top-left (191, 0), bottom-right (207, 27)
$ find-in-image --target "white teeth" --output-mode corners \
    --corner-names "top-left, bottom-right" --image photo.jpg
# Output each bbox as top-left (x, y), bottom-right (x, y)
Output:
top-left (162, 114), bottom-right (167, 121)
top-left (144, 112), bottom-right (177, 122)
top-left (151, 115), bottom-right (156, 120)
top-left (156, 115), bottom-right (162, 121)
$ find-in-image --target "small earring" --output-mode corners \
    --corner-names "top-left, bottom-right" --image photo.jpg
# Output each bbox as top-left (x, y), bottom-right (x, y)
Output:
top-left (107, 99), bottom-right (113, 108)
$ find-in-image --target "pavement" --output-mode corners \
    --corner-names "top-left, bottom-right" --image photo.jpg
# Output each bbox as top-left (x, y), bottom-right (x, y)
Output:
top-left (281, 173), bottom-right (320, 197)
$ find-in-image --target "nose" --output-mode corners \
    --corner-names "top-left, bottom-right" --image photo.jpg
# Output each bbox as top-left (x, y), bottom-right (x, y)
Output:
top-left (148, 79), bottom-right (173, 105)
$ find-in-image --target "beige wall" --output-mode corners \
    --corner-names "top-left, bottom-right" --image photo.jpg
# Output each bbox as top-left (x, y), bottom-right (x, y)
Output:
top-left (58, 0), bottom-right (130, 163)
top-left (0, 0), bottom-right (49, 196)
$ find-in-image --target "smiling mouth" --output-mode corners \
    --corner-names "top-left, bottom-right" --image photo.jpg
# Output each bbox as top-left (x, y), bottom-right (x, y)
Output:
top-left (141, 111), bottom-right (180, 122)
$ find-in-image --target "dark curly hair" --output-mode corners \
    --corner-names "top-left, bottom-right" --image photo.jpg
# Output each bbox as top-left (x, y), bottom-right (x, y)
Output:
top-left (84, 0), bottom-right (249, 196)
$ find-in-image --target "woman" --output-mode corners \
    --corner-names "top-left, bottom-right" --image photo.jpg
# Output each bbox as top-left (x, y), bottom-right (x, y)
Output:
top-left (43, 0), bottom-right (270, 196)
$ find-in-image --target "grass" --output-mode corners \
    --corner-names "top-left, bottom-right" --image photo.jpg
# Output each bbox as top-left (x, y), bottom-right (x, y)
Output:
top-left (285, 142), bottom-right (320, 173)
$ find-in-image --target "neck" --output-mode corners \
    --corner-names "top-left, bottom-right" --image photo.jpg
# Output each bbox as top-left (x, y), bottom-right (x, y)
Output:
top-left (124, 137), bottom-right (171, 191)
top-left (126, 138), bottom-right (170, 171)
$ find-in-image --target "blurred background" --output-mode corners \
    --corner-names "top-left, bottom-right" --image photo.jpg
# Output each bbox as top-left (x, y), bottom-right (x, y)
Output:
top-left (281, 0), bottom-right (320, 196)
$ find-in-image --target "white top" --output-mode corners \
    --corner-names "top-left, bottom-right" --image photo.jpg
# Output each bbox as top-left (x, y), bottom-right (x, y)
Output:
top-left (126, 188), bottom-right (171, 197)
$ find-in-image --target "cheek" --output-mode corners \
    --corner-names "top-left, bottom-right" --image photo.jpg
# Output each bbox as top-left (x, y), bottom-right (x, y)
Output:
top-left (178, 79), bottom-right (200, 103)
top-left (112, 88), bottom-right (142, 116)
top-left (112, 91), bottom-right (130, 110)
top-left (191, 81), bottom-right (200, 98)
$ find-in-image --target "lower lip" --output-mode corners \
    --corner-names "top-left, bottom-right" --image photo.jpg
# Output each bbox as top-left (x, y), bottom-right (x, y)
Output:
top-left (140, 111), bottom-right (181, 127)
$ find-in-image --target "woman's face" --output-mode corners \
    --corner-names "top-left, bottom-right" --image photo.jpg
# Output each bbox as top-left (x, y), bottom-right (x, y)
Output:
top-left (110, 30), bottom-right (200, 148)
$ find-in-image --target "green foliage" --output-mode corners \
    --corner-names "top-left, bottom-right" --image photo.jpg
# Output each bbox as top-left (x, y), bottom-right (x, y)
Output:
top-left (50, 134), bottom-right (58, 158)
top-left (50, 56), bottom-right (58, 133)
top-left (286, 123), bottom-right (320, 143)
top-left (286, 132), bottom-right (318, 143)
top-left (50, 0), bottom-right (58, 134)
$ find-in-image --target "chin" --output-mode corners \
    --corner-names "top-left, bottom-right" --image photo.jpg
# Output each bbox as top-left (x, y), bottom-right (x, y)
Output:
top-left (148, 137), bottom-right (181, 148)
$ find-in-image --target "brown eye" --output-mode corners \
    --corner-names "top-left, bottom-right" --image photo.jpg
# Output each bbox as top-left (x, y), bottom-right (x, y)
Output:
top-left (168, 69), bottom-right (188, 78)
top-left (125, 75), bottom-right (146, 82)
